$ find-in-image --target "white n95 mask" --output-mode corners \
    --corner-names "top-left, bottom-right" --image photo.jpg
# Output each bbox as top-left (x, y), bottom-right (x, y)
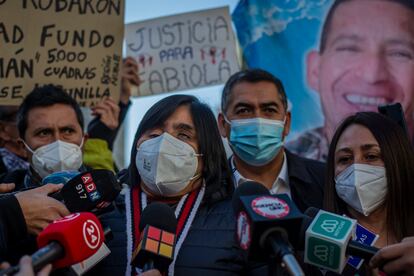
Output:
top-left (335, 163), bottom-right (387, 216)
top-left (136, 132), bottom-right (202, 197)
top-left (25, 139), bottom-right (83, 180)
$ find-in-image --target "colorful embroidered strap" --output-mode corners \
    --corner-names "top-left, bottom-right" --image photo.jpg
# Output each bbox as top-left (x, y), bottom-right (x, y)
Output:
top-left (125, 184), bottom-right (205, 276)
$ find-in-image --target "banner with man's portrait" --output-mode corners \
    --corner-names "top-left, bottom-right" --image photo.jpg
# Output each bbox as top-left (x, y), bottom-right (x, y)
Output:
top-left (233, 0), bottom-right (414, 161)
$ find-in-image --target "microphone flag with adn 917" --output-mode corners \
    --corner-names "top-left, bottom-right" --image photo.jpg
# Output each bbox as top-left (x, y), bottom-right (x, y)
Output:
top-left (131, 202), bottom-right (178, 273)
top-left (58, 169), bottom-right (121, 213)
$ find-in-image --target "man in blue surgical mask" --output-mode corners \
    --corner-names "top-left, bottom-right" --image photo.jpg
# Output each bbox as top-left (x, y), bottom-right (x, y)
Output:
top-left (218, 69), bottom-right (325, 212)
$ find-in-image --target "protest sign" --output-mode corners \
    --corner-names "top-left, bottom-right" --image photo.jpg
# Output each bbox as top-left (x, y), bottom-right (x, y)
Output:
top-left (0, 0), bottom-right (124, 106)
top-left (125, 6), bottom-right (240, 96)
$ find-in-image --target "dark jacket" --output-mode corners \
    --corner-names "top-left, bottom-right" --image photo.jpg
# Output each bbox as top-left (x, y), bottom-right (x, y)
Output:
top-left (230, 150), bottom-right (325, 213)
top-left (285, 150), bottom-right (325, 213)
top-left (0, 194), bottom-right (27, 263)
top-left (89, 193), bottom-right (248, 276)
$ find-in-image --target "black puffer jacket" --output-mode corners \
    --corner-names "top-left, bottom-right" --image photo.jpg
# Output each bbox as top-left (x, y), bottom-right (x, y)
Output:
top-left (0, 194), bottom-right (27, 262)
top-left (89, 194), bottom-right (249, 276)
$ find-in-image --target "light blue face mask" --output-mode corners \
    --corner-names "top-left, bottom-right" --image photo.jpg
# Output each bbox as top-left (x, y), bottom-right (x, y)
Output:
top-left (225, 116), bottom-right (285, 166)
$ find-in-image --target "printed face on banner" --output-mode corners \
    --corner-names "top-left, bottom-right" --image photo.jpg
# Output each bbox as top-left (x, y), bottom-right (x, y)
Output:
top-left (232, 0), bottom-right (414, 159)
top-left (307, 0), bottom-right (414, 138)
top-left (125, 7), bottom-right (240, 96)
top-left (0, 1), bottom-right (124, 107)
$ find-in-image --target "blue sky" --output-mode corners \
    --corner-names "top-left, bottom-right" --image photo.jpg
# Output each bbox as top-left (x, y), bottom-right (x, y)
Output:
top-left (125, 0), bottom-right (239, 23)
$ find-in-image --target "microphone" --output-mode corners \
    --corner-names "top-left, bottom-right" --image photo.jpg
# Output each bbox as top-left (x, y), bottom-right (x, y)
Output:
top-left (42, 171), bottom-right (80, 185)
top-left (302, 208), bottom-right (379, 273)
top-left (131, 202), bottom-right (178, 273)
top-left (50, 169), bottom-right (122, 214)
top-left (232, 181), bottom-right (305, 276)
top-left (0, 212), bottom-right (104, 275)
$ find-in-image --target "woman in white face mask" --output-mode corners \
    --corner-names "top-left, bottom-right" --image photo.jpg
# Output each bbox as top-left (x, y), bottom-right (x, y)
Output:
top-left (94, 95), bottom-right (254, 276)
top-left (323, 112), bottom-right (414, 273)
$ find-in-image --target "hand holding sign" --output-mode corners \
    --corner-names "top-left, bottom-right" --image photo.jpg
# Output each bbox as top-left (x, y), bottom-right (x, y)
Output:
top-left (120, 57), bottom-right (141, 102)
top-left (91, 97), bottom-right (120, 130)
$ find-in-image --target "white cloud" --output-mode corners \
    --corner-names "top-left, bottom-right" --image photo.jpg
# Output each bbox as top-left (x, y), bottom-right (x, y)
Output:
top-left (244, 0), bottom-right (329, 44)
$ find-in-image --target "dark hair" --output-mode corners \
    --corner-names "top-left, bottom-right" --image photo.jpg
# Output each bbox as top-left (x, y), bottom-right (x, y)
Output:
top-left (221, 69), bottom-right (288, 114)
top-left (320, 0), bottom-right (414, 53)
top-left (17, 85), bottom-right (84, 138)
top-left (324, 112), bottom-right (414, 241)
top-left (0, 106), bottom-right (19, 122)
top-left (127, 94), bottom-right (233, 204)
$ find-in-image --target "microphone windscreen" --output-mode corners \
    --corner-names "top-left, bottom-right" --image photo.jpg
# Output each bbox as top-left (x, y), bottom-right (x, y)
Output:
top-left (37, 212), bottom-right (104, 268)
top-left (139, 202), bottom-right (177, 233)
top-left (232, 181), bottom-right (269, 215)
top-left (61, 169), bottom-right (121, 212)
top-left (42, 171), bottom-right (80, 185)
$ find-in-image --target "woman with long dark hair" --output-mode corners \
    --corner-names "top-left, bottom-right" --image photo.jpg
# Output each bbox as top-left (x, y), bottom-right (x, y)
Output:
top-left (324, 112), bottom-right (414, 274)
top-left (92, 94), bottom-right (246, 276)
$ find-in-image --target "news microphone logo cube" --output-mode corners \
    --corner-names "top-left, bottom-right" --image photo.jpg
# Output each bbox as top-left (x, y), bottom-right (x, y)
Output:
top-left (305, 210), bottom-right (356, 273)
top-left (131, 225), bottom-right (176, 270)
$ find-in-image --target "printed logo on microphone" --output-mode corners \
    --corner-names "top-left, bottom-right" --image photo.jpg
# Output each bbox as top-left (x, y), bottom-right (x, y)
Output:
top-left (307, 237), bottom-right (341, 269)
top-left (347, 223), bottom-right (379, 269)
top-left (251, 196), bottom-right (290, 219)
top-left (80, 173), bottom-right (101, 202)
top-left (321, 220), bottom-right (339, 233)
top-left (313, 245), bottom-right (329, 262)
top-left (83, 219), bottom-right (101, 250)
top-left (312, 212), bottom-right (354, 240)
top-left (81, 174), bottom-right (92, 184)
top-left (236, 211), bottom-right (251, 250)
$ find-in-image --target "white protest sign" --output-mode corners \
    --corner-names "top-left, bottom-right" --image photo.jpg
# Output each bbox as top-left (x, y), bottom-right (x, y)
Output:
top-left (125, 6), bottom-right (240, 96)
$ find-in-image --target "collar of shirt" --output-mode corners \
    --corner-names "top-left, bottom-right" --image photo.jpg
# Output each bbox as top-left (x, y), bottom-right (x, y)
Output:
top-left (231, 152), bottom-right (291, 197)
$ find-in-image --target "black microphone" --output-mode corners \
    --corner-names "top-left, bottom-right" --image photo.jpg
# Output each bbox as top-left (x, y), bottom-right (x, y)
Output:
top-left (131, 202), bottom-right (178, 273)
top-left (232, 181), bottom-right (305, 276)
top-left (50, 169), bottom-right (121, 214)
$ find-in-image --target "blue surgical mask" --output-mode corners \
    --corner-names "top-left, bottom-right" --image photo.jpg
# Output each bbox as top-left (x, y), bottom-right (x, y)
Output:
top-left (225, 116), bottom-right (285, 166)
